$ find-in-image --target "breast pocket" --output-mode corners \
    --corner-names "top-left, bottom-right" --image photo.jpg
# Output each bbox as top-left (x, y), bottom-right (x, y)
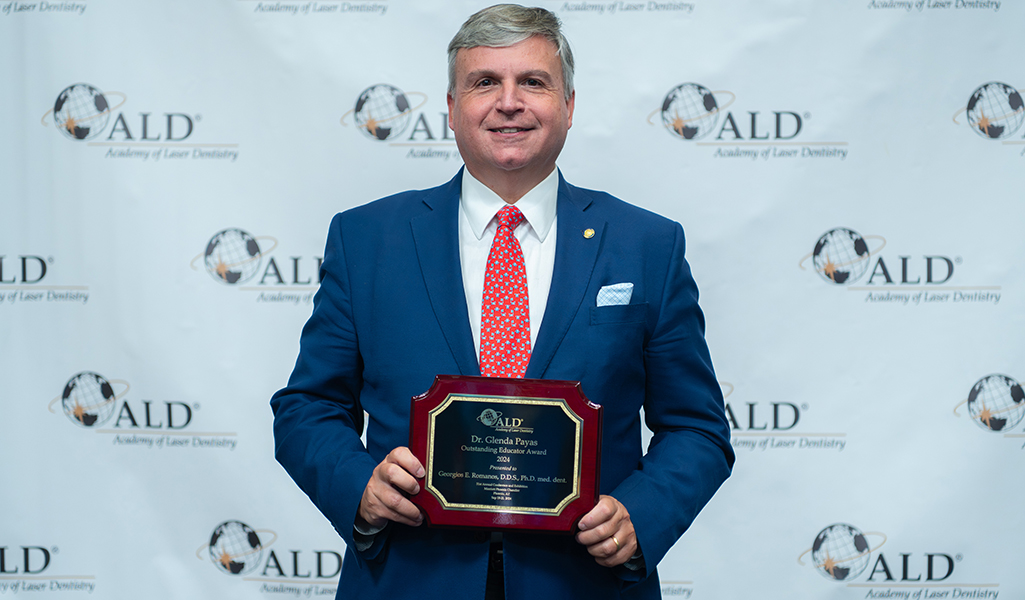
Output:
top-left (585, 303), bottom-right (648, 391)
top-left (589, 303), bottom-right (648, 326)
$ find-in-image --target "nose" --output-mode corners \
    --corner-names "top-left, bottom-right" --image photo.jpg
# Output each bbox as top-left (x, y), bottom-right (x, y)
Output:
top-left (495, 81), bottom-right (524, 114)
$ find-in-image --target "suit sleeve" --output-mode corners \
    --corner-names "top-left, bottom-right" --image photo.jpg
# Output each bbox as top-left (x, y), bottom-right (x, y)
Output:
top-left (270, 213), bottom-right (383, 563)
top-left (612, 222), bottom-right (735, 580)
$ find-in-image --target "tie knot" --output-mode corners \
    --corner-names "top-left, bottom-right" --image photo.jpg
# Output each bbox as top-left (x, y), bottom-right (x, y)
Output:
top-left (496, 205), bottom-right (525, 231)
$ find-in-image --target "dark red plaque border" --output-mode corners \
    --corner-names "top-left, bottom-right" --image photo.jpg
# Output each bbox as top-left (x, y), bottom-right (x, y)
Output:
top-left (409, 375), bottom-right (602, 533)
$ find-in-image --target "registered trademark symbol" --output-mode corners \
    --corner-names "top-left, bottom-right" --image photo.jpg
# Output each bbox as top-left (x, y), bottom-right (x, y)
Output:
top-left (801, 404), bottom-right (809, 411)
top-left (194, 403), bottom-right (201, 410)
top-left (954, 257), bottom-right (963, 265)
top-left (803, 112), bottom-right (811, 120)
top-left (48, 256), bottom-right (55, 263)
top-left (195, 114), bottom-right (202, 122)
top-left (955, 554), bottom-right (963, 562)
top-left (51, 547), bottom-right (59, 554)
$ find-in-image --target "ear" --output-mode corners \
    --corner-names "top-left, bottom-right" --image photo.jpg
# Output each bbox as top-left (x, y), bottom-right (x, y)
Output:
top-left (566, 89), bottom-right (575, 129)
top-left (447, 93), bottom-right (456, 132)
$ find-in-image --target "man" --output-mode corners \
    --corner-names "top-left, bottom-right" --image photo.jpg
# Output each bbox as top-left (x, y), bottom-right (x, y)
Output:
top-left (271, 5), bottom-right (733, 600)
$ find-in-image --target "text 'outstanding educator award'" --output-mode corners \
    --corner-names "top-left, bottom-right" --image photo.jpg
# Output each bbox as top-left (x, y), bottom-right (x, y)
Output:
top-left (409, 376), bottom-right (602, 532)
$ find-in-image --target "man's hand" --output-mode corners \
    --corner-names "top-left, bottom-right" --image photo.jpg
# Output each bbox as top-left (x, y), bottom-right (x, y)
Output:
top-left (575, 495), bottom-right (638, 568)
top-left (357, 447), bottom-right (425, 529)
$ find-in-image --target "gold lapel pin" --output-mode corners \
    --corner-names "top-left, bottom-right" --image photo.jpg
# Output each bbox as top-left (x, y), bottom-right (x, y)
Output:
top-left (583, 228), bottom-right (595, 239)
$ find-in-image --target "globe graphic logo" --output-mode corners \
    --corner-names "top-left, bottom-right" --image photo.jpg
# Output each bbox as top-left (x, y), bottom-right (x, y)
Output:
top-left (965, 82), bottom-right (1024, 140)
top-left (198, 521), bottom-right (277, 576)
top-left (49, 371), bottom-right (128, 428)
top-left (798, 523), bottom-right (887, 582)
top-left (956, 374), bottom-right (1025, 432)
top-left (801, 227), bottom-right (887, 285)
top-left (41, 83), bottom-right (127, 141)
top-left (478, 409), bottom-right (502, 427)
top-left (348, 84), bottom-right (423, 141)
top-left (650, 83), bottom-right (735, 141)
top-left (191, 228), bottom-right (278, 286)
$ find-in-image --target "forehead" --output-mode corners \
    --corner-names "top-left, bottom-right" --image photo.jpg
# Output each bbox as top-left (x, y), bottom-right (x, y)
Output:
top-left (454, 36), bottom-right (563, 81)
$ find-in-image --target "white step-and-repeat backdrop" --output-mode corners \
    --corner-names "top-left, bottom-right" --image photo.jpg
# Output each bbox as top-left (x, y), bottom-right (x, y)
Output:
top-left (2, 0), bottom-right (1022, 598)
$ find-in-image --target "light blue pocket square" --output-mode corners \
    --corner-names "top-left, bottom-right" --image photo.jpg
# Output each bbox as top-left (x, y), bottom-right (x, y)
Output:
top-left (596, 283), bottom-right (634, 307)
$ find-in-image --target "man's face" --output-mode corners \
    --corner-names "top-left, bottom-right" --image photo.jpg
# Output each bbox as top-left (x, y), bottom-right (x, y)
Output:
top-left (448, 35), bottom-right (574, 191)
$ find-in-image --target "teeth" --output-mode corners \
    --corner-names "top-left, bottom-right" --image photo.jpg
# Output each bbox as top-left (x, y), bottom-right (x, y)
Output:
top-left (495, 128), bottom-right (522, 133)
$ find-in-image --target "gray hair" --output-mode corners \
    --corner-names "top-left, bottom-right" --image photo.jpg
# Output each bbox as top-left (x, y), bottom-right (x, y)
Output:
top-left (447, 4), bottom-right (575, 100)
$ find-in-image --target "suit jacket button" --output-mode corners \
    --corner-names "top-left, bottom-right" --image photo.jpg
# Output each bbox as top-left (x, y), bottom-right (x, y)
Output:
top-left (474, 531), bottom-right (487, 543)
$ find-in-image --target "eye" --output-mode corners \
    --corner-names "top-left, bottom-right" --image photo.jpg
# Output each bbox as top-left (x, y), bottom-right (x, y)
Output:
top-left (478, 78), bottom-right (495, 88)
top-left (524, 78), bottom-right (542, 87)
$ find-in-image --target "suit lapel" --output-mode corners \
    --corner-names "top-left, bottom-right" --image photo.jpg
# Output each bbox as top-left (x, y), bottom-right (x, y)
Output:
top-left (410, 171), bottom-right (481, 377)
top-left (526, 176), bottom-right (604, 379)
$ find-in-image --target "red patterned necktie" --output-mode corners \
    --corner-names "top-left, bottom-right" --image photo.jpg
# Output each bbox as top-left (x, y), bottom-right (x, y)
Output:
top-left (479, 205), bottom-right (531, 378)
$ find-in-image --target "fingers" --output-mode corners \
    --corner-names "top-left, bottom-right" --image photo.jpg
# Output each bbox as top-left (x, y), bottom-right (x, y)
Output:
top-left (358, 447), bottom-right (426, 529)
top-left (575, 495), bottom-right (638, 568)
top-left (386, 446), bottom-right (426, 490)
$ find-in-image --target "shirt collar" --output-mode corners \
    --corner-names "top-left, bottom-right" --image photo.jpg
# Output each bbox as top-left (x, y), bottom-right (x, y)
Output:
top-left (460, 168), bottom-right (559, 242)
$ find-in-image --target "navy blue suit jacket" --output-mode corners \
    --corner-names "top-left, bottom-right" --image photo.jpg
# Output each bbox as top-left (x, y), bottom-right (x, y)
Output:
top-left (271, 170), bottom-right (733, 600)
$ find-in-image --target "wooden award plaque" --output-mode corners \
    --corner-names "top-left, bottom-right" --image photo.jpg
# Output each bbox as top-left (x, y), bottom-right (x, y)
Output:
top-left (408, 375), bottom-right (602, 533)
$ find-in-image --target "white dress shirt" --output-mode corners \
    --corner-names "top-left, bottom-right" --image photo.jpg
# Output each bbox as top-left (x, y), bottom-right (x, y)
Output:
top-left (458, 168), bottom-right (559, 359)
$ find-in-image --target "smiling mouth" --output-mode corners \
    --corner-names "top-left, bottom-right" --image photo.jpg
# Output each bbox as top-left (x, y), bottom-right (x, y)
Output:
top-left (491, 127), bottom-right (531, 133)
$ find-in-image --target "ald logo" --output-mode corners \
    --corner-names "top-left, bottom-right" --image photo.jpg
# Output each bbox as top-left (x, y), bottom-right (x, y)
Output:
top-left (40, 83), bottom-right (193, 142)
top-left (0, 547), bottom-right (52, 575)
top-left (650, 83), bottom-right (848, 160)
top-left (0, 545), bottom-right (95, 593)
top-left (197, 521), bottom-right (341, 586)
top-left (0, 255), bottom-right (49, 284)
top-left (725, 402), bottom-right (800, 431)
top-left (48, 371), bottom-right (192, 431)
top-left (649, 83), bottom-right (804, 142)
top-left (192, 228), bottom-right (279, 286)
top-left (721, 382), bottom-right (846, 452)
top-left (191, 227), bottom-right (321, 288)
top-left (954, 374), bottom-right (1024, 433)
top-left (341, 84), bottom-right (458, 159)
top-left (799, 227), bottom-right (959, 286)
top-left (0, 253), bottom-right (90, 305)
top-left (952, 81), bottom-right (1024, 141)
top-left (198, 521), bottom-right (277, 577)
top-left (40, 82), bottom-right (237, 160)
top-left (341, 84), bottom-right (430, 141)
top-left (798, 523), bottom-right (961, 584)
top-left (477, 409), bottom-right (523, 429)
